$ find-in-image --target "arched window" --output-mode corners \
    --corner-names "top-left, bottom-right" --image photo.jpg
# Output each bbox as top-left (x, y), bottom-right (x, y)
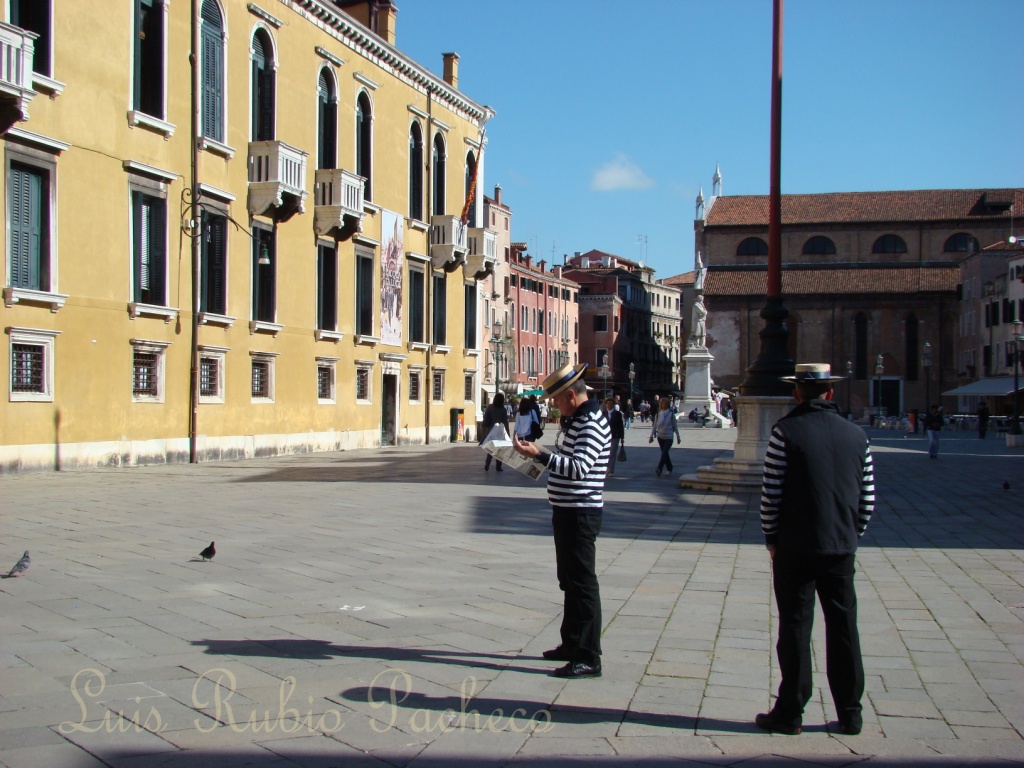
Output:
top-left (200, 0), bottom-right (225, 142)
top-left (317, 69), bottom-right (336, 170)
top-left (802, 235), bottom-right (836, 255)
top-left (737, 237), bottom-right (769, 256)
top-left (13, 0), bottom-right (52, 77)
top-left (944, 232), bottom-right (979, 253)
top-left (872, 234), bottom-right (907, 254)
top-left (905, 313), bottom-right (919, 381)
top-left (250, 29), bottom-right (275, 141)
top-left (854, 312), bottom-right (868, 379)
top-left (355, 92), bottom-right (372, 201)
top-left (408, 122), bottom-right (423, 220)
top-left (432, 133), bottom-right (446, 216)
top-left (464, 151), bottom-right (477, 227)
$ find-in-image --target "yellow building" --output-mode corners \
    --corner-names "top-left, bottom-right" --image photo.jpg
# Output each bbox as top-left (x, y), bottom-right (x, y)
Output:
top-left (0, 0), bottom-right (495, 471)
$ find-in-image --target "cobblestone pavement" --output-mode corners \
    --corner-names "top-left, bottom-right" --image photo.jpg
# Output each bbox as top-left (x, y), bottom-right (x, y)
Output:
top-left (0, 420), bottom-right (1021, 767)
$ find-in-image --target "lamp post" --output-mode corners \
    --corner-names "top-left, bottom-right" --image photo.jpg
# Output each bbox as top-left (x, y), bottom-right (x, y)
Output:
top-left (874, 354), bottom-right (884, 422)
top-left (490, 319), bottom-right (505, 397)
top-left (1012, 321), bottom-right (1023, 436)
top-left (628, 362), bottom-right (635, 408)
top-left (922, 341), bottom-right (933, 412)
top-left (600, 354), bottom-right (610, 398)
top-left (845, 359), bottom-right (853, 416)
top-left (560, 337), bottom-right (569, 366)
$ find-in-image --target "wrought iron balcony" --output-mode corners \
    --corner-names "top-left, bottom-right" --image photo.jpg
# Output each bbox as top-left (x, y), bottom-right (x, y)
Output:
top-left (0, 21), bottom-right (36, 133)
top-left (429, 215), bottom-right (468, 271)
top-left (247, 140), bottom-right (308, 222)
top-left (313, 168), bottom-right (364, 238)
top-left (466, 227), bottom-right (497, 279)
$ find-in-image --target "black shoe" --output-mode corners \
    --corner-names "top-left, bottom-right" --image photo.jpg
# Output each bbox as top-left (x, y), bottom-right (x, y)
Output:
top-left (837, 718), bottom-right (862, 735)
top-left (552, 661), bottom-right (602, 679)
top-left (656, 469), bottom-right (662, 476)
top-left (755, 711), bottom-right (802, 735)
top-left (496, 466), bottom-right (503, 472)
top-left (542, 645), bottom-right (574, 662)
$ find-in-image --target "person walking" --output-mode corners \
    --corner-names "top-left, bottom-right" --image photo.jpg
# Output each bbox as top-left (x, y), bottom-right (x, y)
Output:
top-left (514, 398), bottom-right (541, 443)
top-left (623, 398), bottom-right (634, 430)
top-left (977, 401), bottom-right (991, 439)
top-left (649, 397), bottom-right (681, 476)
top-left (603, 397), bottom-right (625, 476)
top-left (480, 393), bottom-right (509, 471)
top-left (924, 404), bottom-right (943, 459)
top-left (757, 363), bottom-right (875, 737)
top-left (512, 363), bottom-right (610, 679)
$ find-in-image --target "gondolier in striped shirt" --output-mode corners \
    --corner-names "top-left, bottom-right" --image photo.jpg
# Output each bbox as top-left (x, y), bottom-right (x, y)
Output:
top-left (512, 362), bottom-right (611, 679)
top-left (757, 363), bottom-right (875, 737)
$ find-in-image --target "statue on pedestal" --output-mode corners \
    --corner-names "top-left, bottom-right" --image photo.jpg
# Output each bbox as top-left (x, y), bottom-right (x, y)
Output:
top-left (689, 296), bottom-right (707, 350)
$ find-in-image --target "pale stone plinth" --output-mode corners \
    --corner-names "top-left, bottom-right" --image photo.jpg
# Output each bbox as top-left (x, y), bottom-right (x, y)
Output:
top-left (679, 395), bottom-right (793, 493)
top-left (683, 347), bottom-right (714, 410)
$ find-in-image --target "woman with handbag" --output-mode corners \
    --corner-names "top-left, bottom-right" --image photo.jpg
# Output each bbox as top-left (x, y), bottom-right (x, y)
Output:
top-left (515, 398), bottom-right (542, 443)
top-left (603, 397), bottom-right (626, 476)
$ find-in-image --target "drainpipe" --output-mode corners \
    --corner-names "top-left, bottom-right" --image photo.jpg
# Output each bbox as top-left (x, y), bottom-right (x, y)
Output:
top-left (188, 0), bottom-right (201, 462)
top-left (424, 89), bottom-right (433, 444)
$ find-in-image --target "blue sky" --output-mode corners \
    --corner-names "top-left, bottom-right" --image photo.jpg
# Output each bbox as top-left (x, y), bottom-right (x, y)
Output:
top-left (398, 0), bottom-right (1024, 279)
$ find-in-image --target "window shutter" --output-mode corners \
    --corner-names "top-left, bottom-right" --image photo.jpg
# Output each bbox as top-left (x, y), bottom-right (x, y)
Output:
top-left (202, 213), bottom-right (226, 314)
top-left (357, 255), bottom-right (374, 335)
top-left (149, 196), bottom-right (167, 304)
top-left (10, 166), bottom-right (42, 290)
top-left (255, 232), bottom-right (275, 322)
top-left (318, 73), bottom-right (336, 170)
top-left (317, 245), bottom-right (337, 330)
top-left (200, 2), bottom-right (223, 141)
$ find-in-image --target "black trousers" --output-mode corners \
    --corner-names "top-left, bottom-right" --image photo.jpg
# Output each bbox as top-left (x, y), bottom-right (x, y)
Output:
top-left (771, 551), bottom-right (864, 726)
top-left (552, 508), bottom-right (602, 665)
top-left (656, 438), bottom-right (674, 472)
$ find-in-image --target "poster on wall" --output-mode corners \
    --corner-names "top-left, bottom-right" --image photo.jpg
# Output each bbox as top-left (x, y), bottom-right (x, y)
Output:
top-left (380, 209), bottom-right (403, 346)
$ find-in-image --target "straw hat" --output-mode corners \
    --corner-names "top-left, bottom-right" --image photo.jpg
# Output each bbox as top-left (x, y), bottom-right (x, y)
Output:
top-left (540, 363), bottom-right (589, 399)
top-left (779, 363), bottom-right (846, 383)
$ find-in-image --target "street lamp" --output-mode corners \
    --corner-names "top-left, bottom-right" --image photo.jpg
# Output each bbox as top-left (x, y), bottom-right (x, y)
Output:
top-left (628, 362), bottom-right (635, 407)
top-left (559, 337), bottom-right (569, 366)
top-left (874, 354), bottom-right (884, 422)
top-left (1012, 321), bottom-right (1023, 436)
top-left (845, 359), bottom-right (853, 416)
top-left (490, 319), bottom-right (505, 397)
top-left (922, 341), bottom-right (933, 412)
top-left (600, 353), bottom-right (610, 398)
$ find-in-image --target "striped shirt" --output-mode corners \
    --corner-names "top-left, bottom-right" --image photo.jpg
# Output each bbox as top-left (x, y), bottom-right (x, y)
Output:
top-left (760, 402), bottom-right (875, 552)
top-left (543, 398), bottom-right (611, 510)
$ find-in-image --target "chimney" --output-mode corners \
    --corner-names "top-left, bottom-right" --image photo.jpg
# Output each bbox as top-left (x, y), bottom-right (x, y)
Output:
top-left (494, 184), bottom-right (502, 205)
top-left (377, 1), bottom-right (397, 45)
top-left (539, 260), bottom-right (547, 272)
top-left (442, 52), bottom-right (459, 88)
top-left (525, 254), bottom-right (533, 268)
top-left (553, 266), bottom-right (562, 279)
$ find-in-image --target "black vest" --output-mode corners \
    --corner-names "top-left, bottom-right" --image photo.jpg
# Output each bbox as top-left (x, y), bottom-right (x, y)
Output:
top-left (773, 399), bottom-right (868, 556)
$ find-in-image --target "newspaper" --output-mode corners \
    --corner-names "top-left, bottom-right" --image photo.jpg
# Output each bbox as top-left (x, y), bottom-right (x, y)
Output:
top-left (479, 424), bottom-right (546, 480)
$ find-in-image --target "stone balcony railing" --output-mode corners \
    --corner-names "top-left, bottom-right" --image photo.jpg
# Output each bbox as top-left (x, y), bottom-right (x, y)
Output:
top-left (313, 168), bottom-right (364, 238)
top-left (0, 21), bottom-right (36, 133)
top-left (247, 140), bottom-right (308, 222)
top-left (466, 227), bottom-right (497, 279)
top-left (429, 215), bottom-right (469, 271)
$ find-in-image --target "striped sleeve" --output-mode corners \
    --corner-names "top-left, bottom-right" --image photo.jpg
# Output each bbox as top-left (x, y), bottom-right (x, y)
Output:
top-left (547, 411), bottom-right (611, 509)
top-left (857, 441), bottom-right (874, 536)
top-left (760, 425), bottom-right (787, 546)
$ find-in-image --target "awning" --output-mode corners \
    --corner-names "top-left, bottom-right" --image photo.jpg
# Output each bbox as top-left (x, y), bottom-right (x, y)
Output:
top-left (942, 377), bottom-right (1023, 396)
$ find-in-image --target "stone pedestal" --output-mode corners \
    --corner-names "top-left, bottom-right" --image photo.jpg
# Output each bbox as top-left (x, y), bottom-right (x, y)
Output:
top-left (679, 395), bottom-right (793, 493)
top-left (683, 347), bottom-right (714, 409)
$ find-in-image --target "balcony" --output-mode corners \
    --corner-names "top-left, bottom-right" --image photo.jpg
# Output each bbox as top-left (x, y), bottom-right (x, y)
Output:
top-left (465, 227), bottom-right (497, 280)
top-left (429, 215), bottom-right (468, 272)
top-left (313, 168), bottom-right (364, 239)
top-left (0, 22), bottom-right (36, 133)
top-left (247, 141), bottom-right (308, 222)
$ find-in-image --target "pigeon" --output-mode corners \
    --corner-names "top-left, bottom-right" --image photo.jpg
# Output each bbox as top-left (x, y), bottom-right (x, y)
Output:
top-left (6, 551), bottom-right (30, 577)
top-left (198, 542), bottom-right (216, 561)
top-left (1003, 481), bottom-right (1010, 491)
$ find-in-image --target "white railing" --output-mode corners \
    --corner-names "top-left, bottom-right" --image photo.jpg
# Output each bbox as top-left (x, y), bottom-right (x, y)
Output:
top-left (468, 227), bottom-right (497, 259)
top-left (314, 168), bottom-right (363, 217)
top-left (0, 21), bottom-right (36, 123)
top-left (248, 140), bottom-right (307, 196)
top-left (430, 215), bottom-right (468, 251)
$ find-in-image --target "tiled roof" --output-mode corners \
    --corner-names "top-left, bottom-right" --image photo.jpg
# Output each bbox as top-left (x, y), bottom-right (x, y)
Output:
top-left (978, 240), bottom-right (1024, 254)
top-left (705, 266), bottom-right (959, 296)
top-left (663, 271), bottom-right (695, 287)
top-left (704, 189), bottom-right (1024, 227)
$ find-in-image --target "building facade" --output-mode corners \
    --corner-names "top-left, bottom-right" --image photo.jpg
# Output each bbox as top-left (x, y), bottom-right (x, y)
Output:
top-left (1, 0), bottom-right (495, 471)
top-left (694, 182), bottom-right (1023, 418)
top-left (563, 250), bottom-right (682, 399)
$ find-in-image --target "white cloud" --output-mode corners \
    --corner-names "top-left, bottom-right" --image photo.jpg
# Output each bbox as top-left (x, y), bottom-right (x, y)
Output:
top-left (590, 154), bottom-right (655, 192)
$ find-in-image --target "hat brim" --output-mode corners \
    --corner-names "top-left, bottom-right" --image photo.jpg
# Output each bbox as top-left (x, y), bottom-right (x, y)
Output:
top-left (779, 375), bottom-right (846, 383)
top-left (541, 363), bottom-right (588, 400)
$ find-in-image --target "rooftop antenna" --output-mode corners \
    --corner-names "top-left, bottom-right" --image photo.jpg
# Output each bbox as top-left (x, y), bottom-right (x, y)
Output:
top-left (636, 234), bottom-right (647, 262)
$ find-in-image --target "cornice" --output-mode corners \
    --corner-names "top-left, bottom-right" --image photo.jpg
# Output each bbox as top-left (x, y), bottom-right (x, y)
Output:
top-left (288, 0), bottom-right (494, 125)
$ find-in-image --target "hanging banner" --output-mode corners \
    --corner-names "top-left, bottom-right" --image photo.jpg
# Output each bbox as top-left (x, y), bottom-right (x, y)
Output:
top-left (380, 209), bottom-right (403, 346)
